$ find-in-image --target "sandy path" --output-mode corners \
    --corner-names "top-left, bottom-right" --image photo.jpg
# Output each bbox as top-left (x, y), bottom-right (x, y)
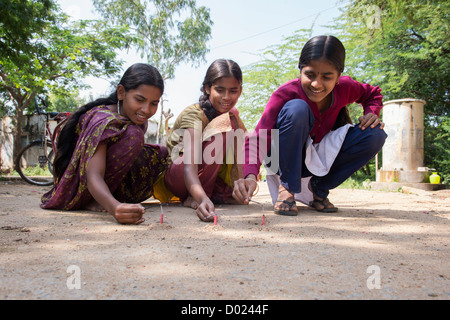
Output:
top-left (0, 180), bottom-right (449, 300)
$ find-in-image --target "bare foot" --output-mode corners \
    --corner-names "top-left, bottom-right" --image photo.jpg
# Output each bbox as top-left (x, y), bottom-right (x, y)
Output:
top-left (83, 200), bottom-right (107, 212)
top-left (183, 196), bottom-right (199, 210)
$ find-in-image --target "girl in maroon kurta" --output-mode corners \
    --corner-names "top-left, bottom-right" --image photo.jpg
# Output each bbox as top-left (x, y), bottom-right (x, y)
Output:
top-left (233, 35), bottom-right (387, 215)
top-left (41, 63), bottom-right (168, 225)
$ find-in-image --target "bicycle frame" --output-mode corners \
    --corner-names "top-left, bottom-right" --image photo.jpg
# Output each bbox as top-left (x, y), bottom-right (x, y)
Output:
top-left (26, 97), bottom-right (70, 176)
top-left (46, 112), bottom-right (70, 153)
top-left (34, 97), bottom-right (70, 156)
top-left (15, 97), bottom-right (72, 186)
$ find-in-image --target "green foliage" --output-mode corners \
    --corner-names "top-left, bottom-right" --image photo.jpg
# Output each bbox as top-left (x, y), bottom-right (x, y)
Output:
top-left (92, 0), bottom-right (213, 80)
top-left (0, 0), bottom-right (124, 160)
top-left (0, 0), bottom-right (57, 66)
top-left (11, 166), bottom-right (52, 178)
top-left (334, 0), bottom-right (449, 116)
top-left (48, 90), bottom-right (86, 113)
top-left (239, 29), bottom-right (311, 129)
top-left (0, 2), bottom-right (123, 114)
top-left (425, 115), bottom-right (450, 184)
top-left (334, 0), bottom-right (450, 184)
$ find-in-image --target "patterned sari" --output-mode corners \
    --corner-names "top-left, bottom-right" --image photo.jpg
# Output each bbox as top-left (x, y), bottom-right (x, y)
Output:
top-left (41, 106), bottom-right (168, 210)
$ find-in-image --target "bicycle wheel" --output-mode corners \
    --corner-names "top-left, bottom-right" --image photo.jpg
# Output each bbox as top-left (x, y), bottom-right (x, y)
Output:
top-left (15, 140), bottom-right (55, 186)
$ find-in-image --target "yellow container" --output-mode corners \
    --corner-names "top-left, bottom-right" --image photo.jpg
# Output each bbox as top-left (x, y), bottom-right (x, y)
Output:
top-left (429, 172), bottom-right (441, 184)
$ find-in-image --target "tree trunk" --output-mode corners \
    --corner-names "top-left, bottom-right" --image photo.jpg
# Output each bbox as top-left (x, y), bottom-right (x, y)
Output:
top-left (12, 110), bottom-right (25, 171)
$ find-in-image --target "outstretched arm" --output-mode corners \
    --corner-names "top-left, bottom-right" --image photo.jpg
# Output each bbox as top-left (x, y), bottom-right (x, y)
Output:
top-left (86, 143), bottom-right (145, 225)
top-left (183, 128), bottom-right (216, 222)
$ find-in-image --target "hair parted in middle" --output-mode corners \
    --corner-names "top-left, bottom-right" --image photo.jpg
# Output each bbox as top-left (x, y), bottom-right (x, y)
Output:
top-left (298, 35), bottom-right (346, 74)
top-left (199, 59), bottom-right (243, 121)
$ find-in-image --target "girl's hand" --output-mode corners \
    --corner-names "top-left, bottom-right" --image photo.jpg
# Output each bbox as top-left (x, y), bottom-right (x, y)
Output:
top-left (86, 143), bottom-right (145, 225)
top-left (232, 175), bottom-right (258, 205)
top-left (358, 113), bottom-right (385, 130)
top-left (195, 198), bottom-right (216, 222)
top-left (113, 203), bottom-right (146, 225)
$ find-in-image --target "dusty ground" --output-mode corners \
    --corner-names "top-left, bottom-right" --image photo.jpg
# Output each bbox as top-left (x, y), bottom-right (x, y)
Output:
top-left (0, 179), bottom-right (449, 300)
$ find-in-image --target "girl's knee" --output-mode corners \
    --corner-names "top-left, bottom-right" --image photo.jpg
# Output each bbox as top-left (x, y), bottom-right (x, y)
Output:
top-left (282, 99), bottom-right (311, 117)
top-left (277, 99), bottom-right (313, 127)
top-left (371, 125), bottom-right (387, 141)
top-left (365, 125), bottom-right (387, 152)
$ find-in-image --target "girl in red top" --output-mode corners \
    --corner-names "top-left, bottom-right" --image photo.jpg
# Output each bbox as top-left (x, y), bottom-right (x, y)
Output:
top-left (233, 35), bottom-right (387, 215)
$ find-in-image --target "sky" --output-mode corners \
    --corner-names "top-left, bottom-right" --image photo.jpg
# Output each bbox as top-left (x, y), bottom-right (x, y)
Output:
top-left (57, 0), bottom-right (349, 119)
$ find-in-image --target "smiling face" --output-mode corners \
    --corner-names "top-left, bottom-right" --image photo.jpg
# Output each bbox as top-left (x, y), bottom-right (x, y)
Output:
top-left (205, 76), bottom-right (242, 114)
top-left (300, 58), bottom-right (340, 111)
top-left (117, 84), bottom-right (162, 125)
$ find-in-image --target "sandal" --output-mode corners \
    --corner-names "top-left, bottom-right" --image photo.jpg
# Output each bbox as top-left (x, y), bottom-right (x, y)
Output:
top-left (308, 180), bottom-right (338, 213)
top-left (310, 197), bottom-right (338, 213)
top-left (274, 199), bottom-right (298, 216)
top-left (274, 184), bottom-right (298, 216)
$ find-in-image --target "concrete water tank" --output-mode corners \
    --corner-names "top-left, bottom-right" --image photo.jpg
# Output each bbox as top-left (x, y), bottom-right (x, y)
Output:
top-left (381, 98), bottom-right (426, 182)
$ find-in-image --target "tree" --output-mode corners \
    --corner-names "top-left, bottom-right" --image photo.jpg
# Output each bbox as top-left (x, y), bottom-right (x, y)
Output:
top-left (238, 29), bottom-right (312, 129)
top-left (92, 0), bottom-right (213, 141)
top-left (0, 0), bottom-right (124, 162)
top-left (0, 0), bottom-right (56, 66)
top-left (334, 0), bottom-right (449, 115)
top-left (334, 0), bottom-right (450, 183)
top-left (49, 90), bottom-right (87, 113)
top-left (92, 0), bottom-right (213, 80)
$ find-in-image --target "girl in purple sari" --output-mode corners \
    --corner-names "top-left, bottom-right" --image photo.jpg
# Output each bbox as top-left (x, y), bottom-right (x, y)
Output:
top-left (41, 63), bottom-right (168, 225)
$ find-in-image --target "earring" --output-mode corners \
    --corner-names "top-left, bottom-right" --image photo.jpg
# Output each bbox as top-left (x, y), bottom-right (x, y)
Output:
top-left (117, 100), bottom-right (121, 115)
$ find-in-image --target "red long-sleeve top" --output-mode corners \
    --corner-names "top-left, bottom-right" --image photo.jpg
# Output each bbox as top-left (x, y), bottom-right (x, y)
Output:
top-left (243, 76), bottom-right (383, 178)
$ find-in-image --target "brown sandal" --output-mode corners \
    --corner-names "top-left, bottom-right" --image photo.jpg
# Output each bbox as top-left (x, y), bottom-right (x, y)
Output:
top-left (308, 181), bottom-right (338, 212)
top-left (274, 184), bottom-right (298, 216)
top-left (310, 198), bottom-right (338, 212)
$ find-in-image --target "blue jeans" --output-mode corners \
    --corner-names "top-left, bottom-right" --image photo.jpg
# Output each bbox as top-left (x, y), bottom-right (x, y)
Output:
top-left (275, 99), bottom-right (387, 199)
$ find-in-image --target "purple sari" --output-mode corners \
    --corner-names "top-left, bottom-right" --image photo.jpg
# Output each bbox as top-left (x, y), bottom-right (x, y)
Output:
top-left (41, 106), bottom-right (168, 210)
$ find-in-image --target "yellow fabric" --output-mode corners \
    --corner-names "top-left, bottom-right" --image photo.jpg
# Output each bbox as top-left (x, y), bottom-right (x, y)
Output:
top-left (152, 173), bottom-right (179, 203)
top-left (218, 163), bottom-right (233, 187)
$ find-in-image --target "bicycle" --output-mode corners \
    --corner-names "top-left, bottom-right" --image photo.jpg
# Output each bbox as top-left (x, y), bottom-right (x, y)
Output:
top-left (15, 97), bottom-right (71, 186)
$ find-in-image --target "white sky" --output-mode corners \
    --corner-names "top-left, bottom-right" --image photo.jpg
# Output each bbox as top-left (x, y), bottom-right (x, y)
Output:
top-left (57, 0), bottom-right (348, 119)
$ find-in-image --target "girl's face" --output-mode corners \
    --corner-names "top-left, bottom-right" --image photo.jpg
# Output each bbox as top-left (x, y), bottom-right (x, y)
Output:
top-left (117, 84), bottom-right (162, 125)
top-left (206, 76), bottom-right (242, 114)
top-left (300, 58), bottom-right (340, 109)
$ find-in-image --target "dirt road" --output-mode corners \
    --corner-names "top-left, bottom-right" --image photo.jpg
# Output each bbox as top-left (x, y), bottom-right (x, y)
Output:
top-left (0, 180), bottom-right (449, 300)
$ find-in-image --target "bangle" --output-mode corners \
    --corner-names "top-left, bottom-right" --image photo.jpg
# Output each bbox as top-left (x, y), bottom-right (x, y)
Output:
top-left (246, 177), bottom-right (259, 196)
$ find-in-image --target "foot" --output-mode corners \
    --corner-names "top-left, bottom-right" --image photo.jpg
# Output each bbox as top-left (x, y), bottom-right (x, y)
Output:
top-left (310, 197), bottom-right (338, 212)
top-left (274, 184), bottom-right (298, 216)
top-left (183, 196), bottom-right (199, 210)
top-left (308, 181), bottom-right (338, 212)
